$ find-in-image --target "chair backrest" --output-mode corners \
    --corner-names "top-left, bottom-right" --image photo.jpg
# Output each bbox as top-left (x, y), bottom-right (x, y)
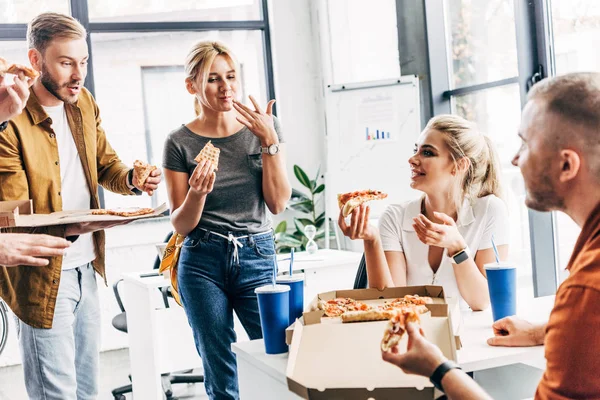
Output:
top-left (153, 231), bottom-right (174, 270)
top-left (353, 253), bottom-right (368, 289)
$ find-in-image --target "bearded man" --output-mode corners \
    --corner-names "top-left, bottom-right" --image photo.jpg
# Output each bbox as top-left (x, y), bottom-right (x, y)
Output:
top-left (0, 12), bottom-right (162, 400)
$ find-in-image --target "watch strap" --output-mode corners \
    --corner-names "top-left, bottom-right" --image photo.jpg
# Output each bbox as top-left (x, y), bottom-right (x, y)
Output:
top-left (449, 245), bottom-right (470, 264)
top-left (0, 121), bottom-right (8, 132)
top-left (430, 360), bottom-right (461, 392)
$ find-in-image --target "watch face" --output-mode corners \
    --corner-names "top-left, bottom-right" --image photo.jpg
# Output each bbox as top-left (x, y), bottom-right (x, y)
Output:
top-left (268, 144), bottom-right (279, 155)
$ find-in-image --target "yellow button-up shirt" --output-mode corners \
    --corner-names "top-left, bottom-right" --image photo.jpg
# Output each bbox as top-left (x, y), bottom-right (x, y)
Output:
top-left (0, 86), bottom-right (135, 328)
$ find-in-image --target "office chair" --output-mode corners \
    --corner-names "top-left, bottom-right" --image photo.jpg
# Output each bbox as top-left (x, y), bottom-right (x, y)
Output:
top-left (353, 253), bottom-right (368, 289)
top-left (110, 231), bottom-right (204, 400)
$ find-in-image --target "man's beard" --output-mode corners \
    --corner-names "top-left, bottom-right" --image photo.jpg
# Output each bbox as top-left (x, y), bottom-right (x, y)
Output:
top-left (524, 173), bottom-right (565, 212)
top-left (40, 63), bottom-right (80, 104)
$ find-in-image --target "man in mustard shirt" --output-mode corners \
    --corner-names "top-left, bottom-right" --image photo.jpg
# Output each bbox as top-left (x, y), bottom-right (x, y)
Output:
top-left (0, 12), bottom-right (161, 399)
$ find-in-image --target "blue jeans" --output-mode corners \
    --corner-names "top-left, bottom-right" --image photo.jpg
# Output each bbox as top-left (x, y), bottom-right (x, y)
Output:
top-left (15, 263), bottom-right (101, 400)
top-left (178, 228), bottom-right (275, 400)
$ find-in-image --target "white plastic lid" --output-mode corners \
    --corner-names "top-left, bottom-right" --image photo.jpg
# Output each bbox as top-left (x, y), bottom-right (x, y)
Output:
top-left (484, 262), bottom-right (516, 270)
top-left (254, 284), bottom-right (291, 294)
top-left (276, 274), bottom-right (304, 283)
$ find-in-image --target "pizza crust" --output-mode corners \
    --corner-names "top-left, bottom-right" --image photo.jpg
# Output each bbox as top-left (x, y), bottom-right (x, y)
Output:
top-left (0, 58), bottom-right (39, 79)
top-left (91, 208), bottom-right (155, 217)
top-left (133, 160), bottom-right (157, 188)
top-left (341, 309), bottom-right (396, 323)
top-left (338, 190), bottom-right (388, 217)
top-left (194, 140), bottom-right (220, 171)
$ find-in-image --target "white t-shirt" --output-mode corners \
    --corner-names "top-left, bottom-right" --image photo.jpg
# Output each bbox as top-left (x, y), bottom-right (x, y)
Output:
top-left (378, 195), bottom-right (509, 309)
top-left (43, 104), bottom-right (96, 270)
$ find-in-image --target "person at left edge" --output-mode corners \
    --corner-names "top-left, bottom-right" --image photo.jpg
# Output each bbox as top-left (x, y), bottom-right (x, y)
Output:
top-left (0, 12), bottom-right (162, 400)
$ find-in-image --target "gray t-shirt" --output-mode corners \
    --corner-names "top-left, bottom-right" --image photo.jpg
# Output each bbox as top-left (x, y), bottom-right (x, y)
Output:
top-left (162, 118), bottom-right (284, 233)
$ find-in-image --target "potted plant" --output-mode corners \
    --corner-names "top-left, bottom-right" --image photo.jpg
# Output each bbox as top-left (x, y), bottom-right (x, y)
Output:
top-left (275, 165), bottom-right (333, 253)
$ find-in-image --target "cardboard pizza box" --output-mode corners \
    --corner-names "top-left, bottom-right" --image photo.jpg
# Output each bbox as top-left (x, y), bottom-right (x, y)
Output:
top-left (287, 286), bottom-right (462, 349)
top-left (286, 307), bottom-right (456, 399)
top-left (0, 200), bottom-right (168, 228)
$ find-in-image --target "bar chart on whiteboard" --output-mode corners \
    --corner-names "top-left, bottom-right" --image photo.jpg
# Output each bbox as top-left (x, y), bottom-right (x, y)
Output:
top-left (325, 76), bottom-right (422, 220)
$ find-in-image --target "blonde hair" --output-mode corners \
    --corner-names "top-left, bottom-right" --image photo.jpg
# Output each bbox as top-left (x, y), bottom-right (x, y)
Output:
top-left (27, 12), bottom-right (87, 54)
top-left (184, 41), bottom-right (238, 116)
top-left (424, 114), bottom-right (503, 208)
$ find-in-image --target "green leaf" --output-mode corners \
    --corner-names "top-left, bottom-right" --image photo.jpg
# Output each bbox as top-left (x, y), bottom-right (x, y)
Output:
top-left (294, 165), bottom-right (312, 189)
top-left (294, 219), bottom-right (306, 235)
top-left (314, 165), bottom-right (321, 182)
top-left (274, 221), bottom-right (287, 234)
top-left (288, 200), bottom-right (313, 214)
top-left (277, 236), bottom-right (303, 247)
top-left (296, 218), bottom-right (314, 227)
top-left (291, 188), bottom-right (310, 202)
top-left (315, 212), bottom-right (326, 228)
top-left (313, 184), bottom-right (325, 195)
top-left (309, 179), bottom-right (316, 190)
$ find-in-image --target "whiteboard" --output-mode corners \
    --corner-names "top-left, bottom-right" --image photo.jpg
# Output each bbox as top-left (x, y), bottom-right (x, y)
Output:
top-left (325, 76), bottom-right (422, 223)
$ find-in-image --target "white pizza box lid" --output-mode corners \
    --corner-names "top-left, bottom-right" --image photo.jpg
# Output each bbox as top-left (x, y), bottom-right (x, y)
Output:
top-left (286, 285), bottom-right (462, 349)
top-left (0, 199), bottom-right (168, 228)
top-left (286, 310), bottom-right (457, 399)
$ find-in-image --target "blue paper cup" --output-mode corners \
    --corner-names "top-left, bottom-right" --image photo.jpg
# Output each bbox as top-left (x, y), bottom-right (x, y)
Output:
top-left (255, 284), bottom-right (290, 354)
top-left (485, 263), bottom-right (517, 322)
top-left (276, 274), bottom-right (305, 324)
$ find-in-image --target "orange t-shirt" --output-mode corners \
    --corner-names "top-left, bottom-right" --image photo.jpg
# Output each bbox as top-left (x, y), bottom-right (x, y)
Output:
top-left (536, 202), bottom-right (600, 400)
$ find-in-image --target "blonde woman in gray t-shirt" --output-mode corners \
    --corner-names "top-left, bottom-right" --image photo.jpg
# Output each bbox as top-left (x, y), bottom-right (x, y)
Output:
top-left (162, 41), bottom-right (291, 400)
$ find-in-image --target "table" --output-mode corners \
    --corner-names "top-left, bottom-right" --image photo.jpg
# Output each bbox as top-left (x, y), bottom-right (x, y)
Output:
top-left (232, 295), bottom-right (554, 400)
top-left (122, 249), bottom-right (362, 399)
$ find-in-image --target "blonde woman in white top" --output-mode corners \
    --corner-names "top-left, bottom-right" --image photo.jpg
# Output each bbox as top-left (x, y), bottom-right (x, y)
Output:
top-left (339, 115), bottom-right (509, 310)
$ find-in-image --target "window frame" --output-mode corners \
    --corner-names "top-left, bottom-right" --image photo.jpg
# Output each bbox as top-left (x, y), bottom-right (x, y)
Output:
top-left (0, 0), bottom-right (276, 208)
top-left (424, 0), bottom-right (559, 296)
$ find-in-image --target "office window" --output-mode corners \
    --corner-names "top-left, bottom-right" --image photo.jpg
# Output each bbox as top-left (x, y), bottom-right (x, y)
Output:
top-left (91, 31), bottom-right (267, 209)
top-left (327, 0), bottom-right (400, 84)
top-left (88, 0), bottom-right (261, 22)
top-left (549, 0), bottom-right (600, 279)
top-left (452, 83), bottom-right (532, 295)
top-left (446, 0), bottom-right (518, 88)
top-left (0, 0), bottom-right (69, 23)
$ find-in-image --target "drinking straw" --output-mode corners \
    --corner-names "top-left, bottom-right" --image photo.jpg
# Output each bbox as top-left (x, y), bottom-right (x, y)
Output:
top-left (290, 248), bottom-right (294, 276)
top-left (491, 234), bottom-right (500, 264)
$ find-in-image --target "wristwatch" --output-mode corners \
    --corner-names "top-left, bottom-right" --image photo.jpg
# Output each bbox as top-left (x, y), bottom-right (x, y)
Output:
top-left (430, 360), bottom-right (462, 392)
top-left (448, 245), bottom-right (470, 265)
top-left (259, 143), bottom-right (280, 155)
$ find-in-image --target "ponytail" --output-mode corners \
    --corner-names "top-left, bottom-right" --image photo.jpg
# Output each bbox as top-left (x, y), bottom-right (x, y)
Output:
top-left (478, 135), bottom-right (503, 200)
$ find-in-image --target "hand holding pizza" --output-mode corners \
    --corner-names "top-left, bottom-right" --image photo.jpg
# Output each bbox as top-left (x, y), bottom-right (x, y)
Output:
top-left (0, 72), bottom-right (35, 123)
top-left (189, 159), bottom-right (215, 197)
top-left (412, 212), bottom-right (467, 255)
top-left (232, 95), bottom-right (277, 144)
top-left (132, 160), bottom-right (162, 196)
top-left (381, 321), bottom-right (447, 378)
top-left (338, 203), bottom-right (379, 242)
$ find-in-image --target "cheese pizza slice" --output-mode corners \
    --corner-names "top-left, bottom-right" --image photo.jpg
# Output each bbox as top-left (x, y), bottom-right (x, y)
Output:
top-left (380, 308), bottom-right (421, 352)
top-left (133, 160), bottom-right (157, 188)
top-left (194, 140), bottom-right (220, 171)
top-left (337, 189), bottom-right (388, 217)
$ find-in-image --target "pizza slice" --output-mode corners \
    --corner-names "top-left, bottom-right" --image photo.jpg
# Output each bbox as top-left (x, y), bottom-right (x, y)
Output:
top-left (341, 309), bottom-right (396, 323)
top-left (194, 140), bottom-right (220, 171)
top-left (91, 208), bottom-right (155, 217)
top-left (381, 308), bottom-right (421, 352)
top-left (337, 189), bottom-right (388, 217)
top-left (0, 57), bottom-right (39, 79)
top-left (133, 160), bottom-right (157, 188)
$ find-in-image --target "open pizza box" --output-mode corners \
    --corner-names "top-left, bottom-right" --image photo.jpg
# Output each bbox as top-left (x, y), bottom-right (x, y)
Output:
top-left (286, 286), bottom-right (462, 349)
top-left (286, 299), bottom-right (458, 399)
top-left (0, 200), bottom-right (168, 228)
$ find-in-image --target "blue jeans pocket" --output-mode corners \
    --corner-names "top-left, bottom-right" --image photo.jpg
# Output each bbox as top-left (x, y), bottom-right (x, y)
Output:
top-left (253, 237), bottom-right (275, 259)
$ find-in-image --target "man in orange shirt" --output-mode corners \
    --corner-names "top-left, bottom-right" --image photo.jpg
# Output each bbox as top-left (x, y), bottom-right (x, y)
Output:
top-left (382, 72), bottom-right (600, 399)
